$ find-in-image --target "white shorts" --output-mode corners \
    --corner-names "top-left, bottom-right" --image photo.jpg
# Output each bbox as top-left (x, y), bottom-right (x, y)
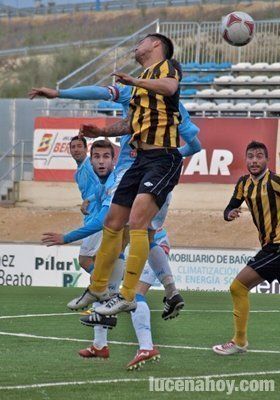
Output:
top-left (149, 192), bottom-right (172, 230)
top-left (79, 231), bottom-right (103, 257)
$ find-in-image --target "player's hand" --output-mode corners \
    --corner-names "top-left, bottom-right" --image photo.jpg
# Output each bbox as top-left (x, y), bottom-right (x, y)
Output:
top-left (81, 199), bottom-right (90, 215)
top-left (79, 123), bottom-right (102, 138)
top-left (28, 87), bottom-right (58, 99)
top-left (228, 208), bottom-right (242, 221)
top-left (111, 71), bottom-right (138, 86)
top-left (42, 232), bottom-right (65, 246)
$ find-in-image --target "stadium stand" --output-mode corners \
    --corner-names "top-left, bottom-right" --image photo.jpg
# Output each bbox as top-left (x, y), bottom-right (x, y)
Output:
top-left (178, 61), bottom-right (280, 117)
top-left (96, 61), bottom-right (280, 117)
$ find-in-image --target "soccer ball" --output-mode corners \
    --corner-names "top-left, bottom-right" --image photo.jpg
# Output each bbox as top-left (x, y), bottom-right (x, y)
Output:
top-left (221, 11), bottom-right (255, 47)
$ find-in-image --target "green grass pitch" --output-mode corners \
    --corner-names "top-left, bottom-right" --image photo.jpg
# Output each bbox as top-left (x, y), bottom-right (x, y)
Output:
top-left (0, 287), bottom-right (279, 399)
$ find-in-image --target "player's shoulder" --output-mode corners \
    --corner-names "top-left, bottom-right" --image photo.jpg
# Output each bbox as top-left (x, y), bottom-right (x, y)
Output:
top-left (236, 174), bottom-right (250, 185)
top-left (268, 170), bottom-right (280, 183)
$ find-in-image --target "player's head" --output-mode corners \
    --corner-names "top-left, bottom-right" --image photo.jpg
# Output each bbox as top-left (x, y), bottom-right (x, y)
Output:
top-left (246, 141), bottom-right (268, 177)
top-left (134, 33), bottom-right (174, 64)
top-left (90, 139), bottom-right (115, 177)
top-left (69, 136), bottom-right (87, 163)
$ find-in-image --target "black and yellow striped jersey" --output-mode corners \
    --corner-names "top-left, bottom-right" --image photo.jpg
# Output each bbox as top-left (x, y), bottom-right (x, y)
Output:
top-left (224, 169), bottom-right (280, 247)
top-left (129, 59), bottom-right (180, 148)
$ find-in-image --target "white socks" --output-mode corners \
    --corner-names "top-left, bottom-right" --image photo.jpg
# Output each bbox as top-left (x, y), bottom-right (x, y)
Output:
top-left (148, 244), bottom-right (178, 298)
top-left (131, 294), bottom-right (153, 350)
top-left (93, 301), bottom-right (108, 349)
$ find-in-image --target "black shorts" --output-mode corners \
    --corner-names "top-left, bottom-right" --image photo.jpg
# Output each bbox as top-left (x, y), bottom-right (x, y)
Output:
top-left (247, 244), bottom-right (280, 283)
top-left (112, 148), bottom-right (183, 209)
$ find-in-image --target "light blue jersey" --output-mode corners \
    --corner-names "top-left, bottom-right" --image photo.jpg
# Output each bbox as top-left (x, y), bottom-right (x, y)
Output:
top-left (75, 156), bottom-right (99, 222)
top-left (64, 170), bottom-right (116, 243)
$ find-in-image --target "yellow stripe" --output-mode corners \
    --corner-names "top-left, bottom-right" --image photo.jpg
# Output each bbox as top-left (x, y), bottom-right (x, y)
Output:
top-left (261, 173), bottom-right (272, 244)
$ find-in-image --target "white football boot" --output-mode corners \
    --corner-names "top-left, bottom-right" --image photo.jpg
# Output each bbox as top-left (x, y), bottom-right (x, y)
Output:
top-left (213, 340), bottom-right (248, 355)
top-left (95, 294), bottom-right (137, 315)
top-left (67, 288), bottom-right (110, 311)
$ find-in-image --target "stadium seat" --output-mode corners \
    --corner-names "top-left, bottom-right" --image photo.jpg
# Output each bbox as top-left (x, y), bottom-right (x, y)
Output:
top-left (231, 62), bottom-right (252, 71)
top-left (268, 76), bottom-right (280, 83)
top-left (214, 75), bottom-right (234, 83)
top-left (198, 74), bottom-right (215, 83)
top-left (252, 89), bottom-right (269, 96)
top-left (181, 75), bottom-right (199, 83)
top-left (199, 102), bottom-right (217, 111)
top-left (233, 102), bottom-right (251, 110)
top-left (267, 103), bottom-right (280, 112)
top-left (234, 75), bottom-right (252, 83)
top-left (197, 89), bottom-right (217, 97)
top-left (180, 88), bottom-right (197, 97)
top-left (250, 102), bottom-right (269, 111)
top-left (217, 89), bottom-right (234, 96)
top-left (235, 89), bottom-right (253, 96)
top-left (269, 62), bottom-right (280, 71)
top-left (200, 62), bottom-right (217, 70)
top-left (250, 63), bottom-right (269, 71)
top-left (216, 102), bottom-right (234, 110)
top-left (183, 102), bottom-right (199, 111)
top-left (218, 62), bottom-right (232, 69)
top-left (181, 62), bottom-right (200, 71)
top-left (250, 75), bottom-right (269, 83)
top-left (270, 89), bottom-right (280, 96)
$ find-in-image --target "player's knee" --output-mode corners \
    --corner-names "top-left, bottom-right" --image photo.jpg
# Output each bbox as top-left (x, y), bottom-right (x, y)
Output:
top-left (129, 214), bottom-right (149, 230)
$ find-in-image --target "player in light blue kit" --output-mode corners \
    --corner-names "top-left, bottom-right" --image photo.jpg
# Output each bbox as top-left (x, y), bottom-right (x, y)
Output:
top-left (43, 139), bottom-right (125, 359)
top-left (30, 75), bottom-right (201, 321)
top-left (69, 135), bottom-right (102, 274)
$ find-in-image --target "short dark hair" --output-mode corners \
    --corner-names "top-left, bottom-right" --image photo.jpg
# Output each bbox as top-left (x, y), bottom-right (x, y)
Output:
top-left (246, 141), bottom-right (268, 158)
top-left (146, 33), bottom-right (174, 59)
top-left (70, 135), bottom-right (87, 148)
top-left (90, 139), bottom-right (115, 158)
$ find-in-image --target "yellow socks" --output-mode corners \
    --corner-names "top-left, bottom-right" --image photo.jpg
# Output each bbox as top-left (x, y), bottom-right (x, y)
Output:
top-left (230, 278), bottom-right (249, 347)
top-left (89, 226), bottom-right (123, 293)
top-left (120, 229), bottom-right (149, 301)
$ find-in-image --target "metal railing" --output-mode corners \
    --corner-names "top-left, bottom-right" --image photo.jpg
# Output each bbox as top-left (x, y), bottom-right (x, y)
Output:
top-left (160, 19), bottom-right (280, 64)
top-left (56, 18), bottom-right (160, 89)
top-left (0, 140), bottom-right (33, 201)
top-left (198, 19), bottom-right (280, 64)
top-left (56, 18), bottom-right (280, 89)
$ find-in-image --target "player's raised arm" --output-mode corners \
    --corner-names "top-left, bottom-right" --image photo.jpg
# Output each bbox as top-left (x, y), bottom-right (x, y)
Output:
top-left (112, 71), bottom-right (178, 96)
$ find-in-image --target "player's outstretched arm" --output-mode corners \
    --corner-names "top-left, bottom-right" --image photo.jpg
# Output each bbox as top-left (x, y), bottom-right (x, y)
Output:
top-left (42, 233), bottom-right (65, 246)
top-left (29, 85), bottom-right (113, 101)
top-left (28, 87), bottom-right (58, 99)
top-left (62, 205), bottom-right (109, 244)
top-left (112, 71), bottom-right (178, 96)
